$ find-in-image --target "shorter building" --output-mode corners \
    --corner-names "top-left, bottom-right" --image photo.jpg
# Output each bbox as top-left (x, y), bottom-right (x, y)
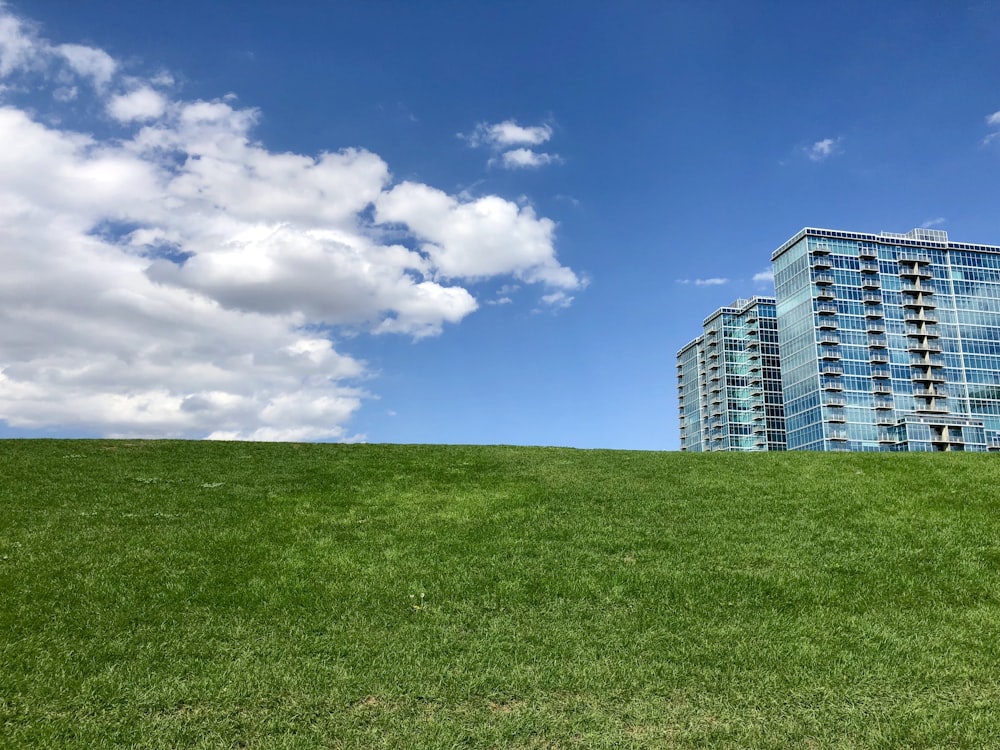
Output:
top-left (677, 296), bottom-right (786, 451)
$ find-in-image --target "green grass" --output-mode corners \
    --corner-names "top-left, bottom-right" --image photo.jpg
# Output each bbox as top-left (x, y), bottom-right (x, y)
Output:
top-left (3, 441), bottom-right (1000, 748)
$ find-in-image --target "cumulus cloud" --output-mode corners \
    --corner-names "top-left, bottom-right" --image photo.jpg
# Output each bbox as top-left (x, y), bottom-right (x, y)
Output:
top-left (805, 137), bottom-right (842, 162)
top-left (107, 85), bottom-right (167, 122)
top-left (375, 182), bottom-right (581, 288)
top-left (463, 118), bottom-right (561, 170)
top-left (695, 277), bottom-right (729, 286)
top-left (0, 5), bottom-right (583, 440)
top-left (57, 43), bottom-right (116, 88)
top-left (752, 269), bottom-right (774, 285)
top-left (921, 217), bottom-right (946, 229)
top-left (496, 148), bottom-right (562, 169)
top-left (984, 111), bottom-right (1000, 144)
top-left (464, 119), bottom-right (553, 147)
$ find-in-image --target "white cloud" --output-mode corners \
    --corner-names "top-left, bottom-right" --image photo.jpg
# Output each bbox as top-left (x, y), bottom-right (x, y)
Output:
top-left (984, 111), bottom-right (1000, 144)
top-left (806, 137), bottom-right (842, 162)
top-left (375, 182), bottom-right (581, 288)
top-left (496, 148), bottom-right (561, 169)
top-left (465, 119), bottom-right (552, 148)
top-left (0, 5), bottom-right (584, 440)
top-left (694, 277), bottom-right (729, 286)
top-left (57, 43), bottom-right (116, 88)
top-left (539, 291), bottom-right (574, 309)
top-left (107, 86), bottom-right (167, 122)
top-left (921, 217), bottom-right (946, 229)
top-left (752, 269), bottom-right (774, 285)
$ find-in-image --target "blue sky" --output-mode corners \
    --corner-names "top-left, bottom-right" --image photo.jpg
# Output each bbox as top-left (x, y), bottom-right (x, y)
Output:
top-left (2, 1), bottom-right (1000, 449)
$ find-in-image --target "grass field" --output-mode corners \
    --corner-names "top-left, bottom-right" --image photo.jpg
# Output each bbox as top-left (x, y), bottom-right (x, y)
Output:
top-left (2, 440), bottom-right (1000, 748)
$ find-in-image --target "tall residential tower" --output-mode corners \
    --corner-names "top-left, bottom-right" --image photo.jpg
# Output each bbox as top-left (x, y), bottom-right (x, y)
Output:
top-left (677, 297), bottom-right (786, 451)
top-left (772, 227), bottom-right (1000, 451)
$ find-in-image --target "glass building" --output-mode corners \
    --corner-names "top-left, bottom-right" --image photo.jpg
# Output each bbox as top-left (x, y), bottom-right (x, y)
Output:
top-left (772, 227), bottom-right (1000, 451)
top-left (677, 297), bottom-right (786, 451)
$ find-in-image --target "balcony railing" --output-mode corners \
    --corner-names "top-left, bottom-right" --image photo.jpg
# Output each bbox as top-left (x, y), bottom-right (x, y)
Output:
top-left (903, 310), bottom-right (938, 324)
top-left (860, 261), bottom-right (880, 274)
top-left (868, 335), bottom-right (888, 348)
top-left (817, 303), bottom-right (838, 315)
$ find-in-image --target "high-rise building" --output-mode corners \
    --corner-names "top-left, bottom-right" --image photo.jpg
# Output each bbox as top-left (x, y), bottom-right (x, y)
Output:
top-left (772, 227), bottom-right (1000, 451)
top-left (677, 296), bottom-right (786, 452)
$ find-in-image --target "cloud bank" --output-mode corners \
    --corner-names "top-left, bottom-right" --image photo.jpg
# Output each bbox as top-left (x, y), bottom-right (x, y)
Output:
top-left (0, 5), bottom-right (583, 440)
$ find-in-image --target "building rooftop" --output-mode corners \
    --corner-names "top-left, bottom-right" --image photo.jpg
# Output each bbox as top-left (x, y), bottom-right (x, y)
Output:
top-left (771, 227), bottom-right (1000, 262)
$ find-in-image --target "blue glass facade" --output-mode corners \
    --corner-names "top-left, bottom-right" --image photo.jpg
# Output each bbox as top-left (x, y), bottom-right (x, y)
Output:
top-left (677, 297), bottom-right (786, 452)
top-left (771, 227), bottom-right (1000, 452)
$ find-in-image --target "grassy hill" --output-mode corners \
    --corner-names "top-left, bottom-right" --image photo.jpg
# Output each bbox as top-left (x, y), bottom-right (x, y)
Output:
top-left (2, 440), bottom-right (1000, 748)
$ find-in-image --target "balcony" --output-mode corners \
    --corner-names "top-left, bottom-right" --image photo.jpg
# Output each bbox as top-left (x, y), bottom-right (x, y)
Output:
top-left (873, 384), bottom-right (892, 395)
top-left (863, 292), bottom-right (883, 304)
top-left (917, 403), bottom-right (950, 414)
top-left (824, 395), bottom-right (847, 407)
top-left (816, 288), bottom-right (835, 301)
top-left (864, 307), bottom-right (884, 319)
top-left (822, 378), bottom-right (843, 391)
top-left (861, 277), bottom-right (881, 290)
top-left (913, 387), bottom-right (947, 399)
top-left (898, 253), bottom-right (932, 265)
top-left (866, 321), bottom-right (886, 334)
top-left (826, 411), bottom-right (847, 423)
top-left (902, 282), bottom-right (936, 295)
top-left (902, 293), bottom-right (936, 308)
top-left (817, 303), bottom-right (838, 316)
top-left (869, 352), bottom-right (889, 364)
top-left (909, 354), bottom-right (945, 367)
top-left (812, 255), bottom-right (833, 270)
top-left (876, 415), bottom-right (896, 426)
top-left (828, 430), bottom-right (849, 441)
top-left (814, 273), bottom-right (835, 286)
top-left (899, 264), bottom-right (932, 280)
top-left (906, 340), bottom-right (943, 354)
top-left (813, 245), bottom-right (831, 256)
top-left (821, 364), bottom-right (844, 376)
top-left (859, 261), bottom-right (880, 274)
top-left (874, 398), bottom-right (894, 410)
top-left (871, 367), bottom-right (891, 379)
top-left (868, 335), bottom-right (888, 348)
top-left (820, 347), bottom-right (841, 361)
top-left (877, 431), bottom-right (897, 443)
top-left (859, 246), bottom-right (877, 260)
top-left (818, 332), bottom-right (840, 345)
top-left (748, 350), bottom-right (761, 361)
top-left (905, 324), bottom-right (940, 338)
top-left (912, 369), bottom-right (946, 384)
